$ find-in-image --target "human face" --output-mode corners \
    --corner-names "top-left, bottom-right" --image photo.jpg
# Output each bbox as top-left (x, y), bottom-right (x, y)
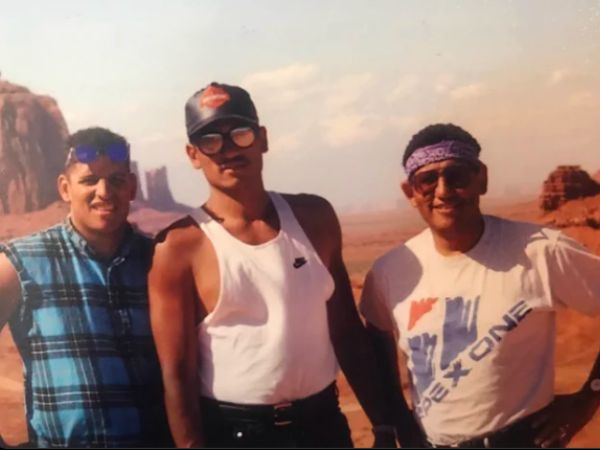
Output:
top-left (191, 125), bottom-right (257, 156)
top-left (402, 158), bottom-right (487, 234)
top-left (58, 156), bottom-right (136, 238)
top-left (186, 119), bottom-right (267, 190)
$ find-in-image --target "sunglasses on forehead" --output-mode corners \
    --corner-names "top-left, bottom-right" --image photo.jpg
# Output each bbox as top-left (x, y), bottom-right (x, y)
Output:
top-left (191, 126), bottom-right (257, 156)
top-left (410, 162), bottom-right (479, 195)
top-left (68, 143), bottom-right (130, 164)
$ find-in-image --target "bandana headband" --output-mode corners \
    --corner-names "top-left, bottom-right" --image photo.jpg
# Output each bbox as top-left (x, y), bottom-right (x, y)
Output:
top-left (404, 140), bottom-right (479, 178)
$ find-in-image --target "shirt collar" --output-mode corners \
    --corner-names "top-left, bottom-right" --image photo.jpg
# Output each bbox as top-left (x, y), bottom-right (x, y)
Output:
top-left (63, 216), bottom-right (137, 261)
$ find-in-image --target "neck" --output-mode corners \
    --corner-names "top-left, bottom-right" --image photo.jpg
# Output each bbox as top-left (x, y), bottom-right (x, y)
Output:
top-left (431, 215), bottom-right (485, 256)
top-left (205, 181), bottom-right (270, 222)
top-left (69, 217), bottom-right (127, 260)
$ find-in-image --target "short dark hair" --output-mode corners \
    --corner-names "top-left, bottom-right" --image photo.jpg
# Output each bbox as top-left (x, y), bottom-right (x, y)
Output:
top-left (64, 127), bottom-right (130, 171)
top-left (402, 123), bottom-right (481, 167)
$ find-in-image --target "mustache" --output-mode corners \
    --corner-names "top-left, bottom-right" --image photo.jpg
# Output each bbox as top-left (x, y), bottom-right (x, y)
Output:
top-left (223, 154), bottom-right (248, 163)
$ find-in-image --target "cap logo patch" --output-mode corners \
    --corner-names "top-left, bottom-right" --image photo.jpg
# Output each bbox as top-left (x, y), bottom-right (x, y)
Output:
top-left (200, 86), bottom-right (230, 109)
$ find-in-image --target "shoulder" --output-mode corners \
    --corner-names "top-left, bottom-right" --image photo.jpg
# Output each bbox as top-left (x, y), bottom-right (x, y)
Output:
top-left (281, 192), bottom-right (334, 214)
top-left (485, 215), bottom-right (560, 250)
top-left (153, 215), bottom-right (205, 260)
top-left (372, 238), bottom-right (423, 279)
top-left (280, 192), bottom-right (338, 229)
top-left (0, 222), bottom-right (65, 258)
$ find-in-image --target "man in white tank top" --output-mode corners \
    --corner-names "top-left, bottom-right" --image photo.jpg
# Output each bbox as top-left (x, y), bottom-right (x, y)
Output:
top-left (359, 123), bottom-right (600, 448)
top-left (148, 82), bottom-right (397, 447)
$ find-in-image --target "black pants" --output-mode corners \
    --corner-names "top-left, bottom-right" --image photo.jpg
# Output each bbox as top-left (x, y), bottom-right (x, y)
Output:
top-left (424, 410), bottom-right (544, 448)
top-left (199, 383), bottom-right (353, 448)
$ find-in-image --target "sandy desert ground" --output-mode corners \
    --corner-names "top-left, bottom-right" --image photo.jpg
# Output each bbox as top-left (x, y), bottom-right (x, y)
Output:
top-left (1, 197), bottom-right (600, 447)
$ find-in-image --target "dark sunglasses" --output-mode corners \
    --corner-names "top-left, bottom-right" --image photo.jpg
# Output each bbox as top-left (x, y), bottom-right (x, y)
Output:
top-left (410, 163), bottom-right (479, 195)
top-left (69, 143), bottom-right (130, 164)
top-left (192, 126), bottom-right (257, 156)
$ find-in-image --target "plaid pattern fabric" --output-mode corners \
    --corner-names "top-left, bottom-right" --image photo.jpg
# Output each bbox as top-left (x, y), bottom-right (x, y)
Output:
top-left (0, 220), bottom-right (169, 448)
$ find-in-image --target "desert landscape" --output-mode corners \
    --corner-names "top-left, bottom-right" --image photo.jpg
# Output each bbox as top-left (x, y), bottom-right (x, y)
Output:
top-left (2, 187), bottom-right (600, 447)
top-left (2, 78), bottom-right (600, 447)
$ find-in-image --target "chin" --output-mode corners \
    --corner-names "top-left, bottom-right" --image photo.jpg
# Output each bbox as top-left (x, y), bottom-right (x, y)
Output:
top-left (94, 217), bottom-right (128, 234)
top-left (427, 214), bottom-right (461, 232)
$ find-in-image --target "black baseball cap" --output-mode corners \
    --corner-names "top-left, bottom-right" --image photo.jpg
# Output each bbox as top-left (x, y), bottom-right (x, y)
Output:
top-left (185, 82), bottom-right (259, 139)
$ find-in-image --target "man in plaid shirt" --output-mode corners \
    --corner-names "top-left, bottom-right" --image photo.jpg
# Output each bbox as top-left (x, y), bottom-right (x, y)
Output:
top-left (0, 127), bottom-right (171, 447)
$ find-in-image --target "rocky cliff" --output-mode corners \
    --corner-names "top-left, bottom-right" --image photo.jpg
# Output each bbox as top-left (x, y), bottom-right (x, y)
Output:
top-left (145, 166), bottom-right (175, 210)
top-left (0, 80), bottom-right (69, 214)
top-left (539, 165), bottom-right (600, 212)
top-left (143, 165), bottom-right (193, 213)
top-left (130, 160), bottom-right (145, 203)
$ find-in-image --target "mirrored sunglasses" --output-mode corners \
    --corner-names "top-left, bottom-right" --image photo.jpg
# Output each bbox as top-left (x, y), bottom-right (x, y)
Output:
top-left (411, 163), bottom-right (479, 195)
top-left (192, 126), bottom-right (257, 156)
top-left (69, 143), bottom-right (130, 164)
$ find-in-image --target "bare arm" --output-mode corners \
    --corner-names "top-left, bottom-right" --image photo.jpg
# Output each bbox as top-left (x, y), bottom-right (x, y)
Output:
top-left (149, 232), bottom-right (204, 447)
top-left (365, 323), bottom-right (426, 447)
top-left (317, 201), bottom-right (397, 446)
top-left (0, 251), bottom-right (22, 447)
top-left (0, 252), bottom-right (20, 333)
top-left (530, 233), bottom-right (600, 447)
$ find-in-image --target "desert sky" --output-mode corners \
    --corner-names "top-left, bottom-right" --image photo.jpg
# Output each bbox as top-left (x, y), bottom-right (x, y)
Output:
top-left (1, 0), bottom-right (599, 212)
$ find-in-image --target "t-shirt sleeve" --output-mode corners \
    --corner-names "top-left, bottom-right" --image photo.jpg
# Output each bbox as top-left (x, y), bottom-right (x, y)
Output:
top-left (359, 267), bottom-right (396, 333)
top-left (548, 232), bottom-right (600, 315)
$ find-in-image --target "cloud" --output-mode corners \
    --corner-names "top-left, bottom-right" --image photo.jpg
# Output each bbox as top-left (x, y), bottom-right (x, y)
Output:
top-left (387, 74), bottom-right (419, 102)
top-left (271, 130), bottom-right (303, 153)
top-left (241, 63), bottom-right (321, 109)
top-left (434, 73), bottom-right (455, 94)
top-left (389, 75), bottom-right (420, 101)
top-left (548, 69), bottom-right (583, 86)
top-left (449, 82), bottom-right (486, 100)
top-left (242, 63), bottom-right (319, 89)
top-left (325, 72), bottom-right (374, 111)
top-left (321, 112), bottom-right (383, 147)
top-left (387, 115), bottom-right (421, 132)
top-left (568, 90), bottom-right (596, 107)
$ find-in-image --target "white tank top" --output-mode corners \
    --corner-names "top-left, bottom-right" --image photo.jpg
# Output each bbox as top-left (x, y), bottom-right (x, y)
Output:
top-left (190, 191), bottom-right (339, 404)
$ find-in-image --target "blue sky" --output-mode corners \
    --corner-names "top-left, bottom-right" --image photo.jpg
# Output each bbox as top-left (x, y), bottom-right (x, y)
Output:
top-left (2, 0), bottom-right (600, 211)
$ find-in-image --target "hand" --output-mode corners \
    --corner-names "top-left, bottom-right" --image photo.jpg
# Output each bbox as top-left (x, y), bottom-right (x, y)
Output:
top-left (372, 430), bottom-right (397, 448)
top-left (0, 435), bottom-right (33, 449)
top-left (531, 391), bottom-right (600, 448)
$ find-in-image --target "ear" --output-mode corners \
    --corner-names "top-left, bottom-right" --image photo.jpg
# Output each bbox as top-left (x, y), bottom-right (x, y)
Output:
top-left (259, 126), bottom-right (268, 154)
top-left (57, 173), bottom-right (71, 203)
top-left (477, 163), bottom-right (488, 195)
top-left (401, 180), bottom-right (418, 207)
top-left (128, 171), bottom-right (138, 202)
top-left (186, 143), bottom-right (204, 170)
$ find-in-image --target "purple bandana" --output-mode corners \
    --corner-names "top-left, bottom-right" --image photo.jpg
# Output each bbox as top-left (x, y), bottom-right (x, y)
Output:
top-left (404, 140), bottom-right (479, 177)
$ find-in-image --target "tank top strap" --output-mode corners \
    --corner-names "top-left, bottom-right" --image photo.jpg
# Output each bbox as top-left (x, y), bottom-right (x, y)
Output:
top-left (268, 191), bottom-right (298, 234)
top-left (188, 206), bottom-right (228, 242)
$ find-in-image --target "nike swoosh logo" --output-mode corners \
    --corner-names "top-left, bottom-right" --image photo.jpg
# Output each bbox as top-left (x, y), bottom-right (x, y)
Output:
top-left (293, 257), bottom-right (307, 268)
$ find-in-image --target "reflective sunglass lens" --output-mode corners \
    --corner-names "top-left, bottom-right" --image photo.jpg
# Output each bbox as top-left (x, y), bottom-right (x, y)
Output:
top-left (197, 134), bottom-right (224, 155)
top-left (445, 166), bottom-right (474, 189)
top-left (413, 171), bottom-right (439, 193)
top-left (74, 145), bottom-right (98, 163)
top-left (106, 143), bottom-right (129, 162)
top-left (230, 127), bottom-right (256, 148)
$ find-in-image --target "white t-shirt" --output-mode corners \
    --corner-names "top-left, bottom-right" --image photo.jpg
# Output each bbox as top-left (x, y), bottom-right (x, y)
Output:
top-left (360, 215), bottom-right (600, 446)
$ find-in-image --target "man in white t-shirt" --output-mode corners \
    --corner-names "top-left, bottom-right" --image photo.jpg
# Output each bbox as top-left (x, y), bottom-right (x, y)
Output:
top-left (359, 123), bottom-right (600, 448)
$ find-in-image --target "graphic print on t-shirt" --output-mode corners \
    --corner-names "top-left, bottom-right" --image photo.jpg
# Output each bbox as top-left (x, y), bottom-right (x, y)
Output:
top-left (408, 296), bottom-right (479, 399)
top-left (408, 298), bottom-right (438, 331)
top-left (407, 296), bottom-right (532, 419)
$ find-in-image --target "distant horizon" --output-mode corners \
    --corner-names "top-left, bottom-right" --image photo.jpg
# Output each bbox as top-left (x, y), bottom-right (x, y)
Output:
top-left (2, 0), bottom-right (599, 213)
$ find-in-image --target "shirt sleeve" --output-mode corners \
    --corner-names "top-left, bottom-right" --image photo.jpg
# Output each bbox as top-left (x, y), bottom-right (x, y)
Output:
top-left (548, 232), bottom-right (600, 315)
top-left (359, 267), bottom-right (396, 333)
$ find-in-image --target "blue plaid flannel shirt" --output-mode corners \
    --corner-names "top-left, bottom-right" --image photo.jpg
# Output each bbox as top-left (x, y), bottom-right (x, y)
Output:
top-left (0, 219), bottom-right (170, 448)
